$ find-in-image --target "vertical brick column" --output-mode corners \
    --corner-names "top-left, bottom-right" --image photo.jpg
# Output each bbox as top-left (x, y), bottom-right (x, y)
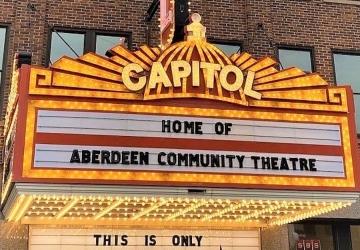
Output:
top-left (0, 222), bottom-right (28, 250)
top-left (261, 225), bottom-right (290, 250)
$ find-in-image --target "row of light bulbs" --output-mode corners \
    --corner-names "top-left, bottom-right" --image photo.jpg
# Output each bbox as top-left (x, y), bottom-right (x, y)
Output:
top-left (270, 202), bottom-right (352, 226)
top-left (10, 193), bottom-right (354, 228)
top-left (20, 197), bottom-right (351, 221)
top-left (31, 194), bottom-right (333, 205)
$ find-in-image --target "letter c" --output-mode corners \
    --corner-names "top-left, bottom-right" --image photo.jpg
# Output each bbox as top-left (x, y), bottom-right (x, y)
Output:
top-left (122, 63), bottom-right (146, 91)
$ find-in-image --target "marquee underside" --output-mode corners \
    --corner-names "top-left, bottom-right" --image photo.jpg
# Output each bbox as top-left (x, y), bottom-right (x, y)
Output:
top-left (3, 184), bottom-right (357, 228)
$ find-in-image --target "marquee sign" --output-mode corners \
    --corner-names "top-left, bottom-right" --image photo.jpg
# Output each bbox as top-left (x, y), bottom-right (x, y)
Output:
top-left (29, 228), bottom-right (260, 249)
top-left (35, 110), bottom-right (342, 178)
top-left (3, 15), bottom-right (359, 194)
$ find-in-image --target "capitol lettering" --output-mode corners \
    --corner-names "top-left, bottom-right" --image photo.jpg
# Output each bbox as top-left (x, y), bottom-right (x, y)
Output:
top-left (122, 60), bottom-right (261, 99)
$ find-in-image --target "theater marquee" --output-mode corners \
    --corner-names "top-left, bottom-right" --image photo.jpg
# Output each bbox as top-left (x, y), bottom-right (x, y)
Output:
top-left (3, 15), bottom-right (359, 193)
top-left (29, 228), bottom-right (260, 249)
top-left (1, 14), bottom-right (359, 230)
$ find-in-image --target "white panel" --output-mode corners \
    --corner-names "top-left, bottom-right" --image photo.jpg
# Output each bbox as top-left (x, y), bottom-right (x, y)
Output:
top-left (36, 110), bottom-right (341, 146)
top-left (30, 246), bottom-right (61, 250)
top-left (30, 235), bottom-right (61, 245)
top-left (34, 144), bottom-right (345, 177)
top-left (29, 228), bottom-right (260, 250)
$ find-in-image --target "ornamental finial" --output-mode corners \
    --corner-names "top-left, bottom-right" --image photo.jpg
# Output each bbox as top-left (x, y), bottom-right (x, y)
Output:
top-left (185, 13), bottom-right (206, 41)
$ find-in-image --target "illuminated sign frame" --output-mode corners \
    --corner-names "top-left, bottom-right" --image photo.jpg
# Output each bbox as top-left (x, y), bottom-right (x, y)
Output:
top-left (15, 97), bottom-right (356, 190)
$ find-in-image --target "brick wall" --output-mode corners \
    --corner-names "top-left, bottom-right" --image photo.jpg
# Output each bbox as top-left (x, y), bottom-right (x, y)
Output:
top-left (0, 221), bottom-right (28, 250)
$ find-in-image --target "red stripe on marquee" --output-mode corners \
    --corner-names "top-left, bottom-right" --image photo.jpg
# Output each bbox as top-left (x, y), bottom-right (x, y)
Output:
top-left (35, 133), bottom-right (343, 156)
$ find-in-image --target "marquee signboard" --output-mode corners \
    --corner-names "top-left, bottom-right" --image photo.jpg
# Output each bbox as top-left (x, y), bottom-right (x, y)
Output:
top-left (35, 110), bottom-right (341, 178)
top-left (29, 228), bottom-right (260, 249)
top-left (3, 16), bottom-right (359, 193)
